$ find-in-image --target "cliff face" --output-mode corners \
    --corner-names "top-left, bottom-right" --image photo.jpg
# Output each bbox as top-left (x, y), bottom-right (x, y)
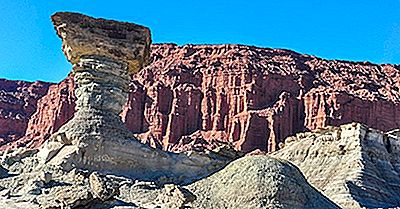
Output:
top-left (0, 79), bottom-right (51, 146)
top-left (131, 44), bottom-right (311, 152)
top-left (1, 44), bottom-right (400, 152)
top-left (130, 44), bottom-right (400, 153)
top-left (303, 63), bottom-right (400, 131)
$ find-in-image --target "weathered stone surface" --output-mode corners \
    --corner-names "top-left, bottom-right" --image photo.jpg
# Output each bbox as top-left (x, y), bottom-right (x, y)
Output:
top-left (111, 156), bottom-right (340, 208)
top-left (132, 45), bottom-right (400, 153)
top-left (0, 168), bottom-right (106, 208)
top-left (1, 147), bottom-right (38, 169)
top-left (4, 44), bottom-right (400, 154)
top-left (304, 86), bottom-right (400, 132)
top-left (272, 123), bottom-right (400, 209)
top-left (51, 12), bottom-right (151, 73)
top-left (38, 184), bottom-right (94, 208)
top-left (155, 184), bottom-right (196, 208)
top-left (188, 155), bottom-right (340, 209)
top-left (131, 44), bottom-right (307, 153)
top-left (127, 180), bottom-right (161, 207)
top-left (0, 152), bottom-right (229, 209)
top-left (0, 155), bottom-right (339, 209)
top-left (42, 12), bottom-right (148, 175)
top-left (39, 171), bottom-right (52, 184)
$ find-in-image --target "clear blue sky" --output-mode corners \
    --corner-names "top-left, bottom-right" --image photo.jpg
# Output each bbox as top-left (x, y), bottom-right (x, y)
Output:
top-left (1, 0), bottom-right (399, 83)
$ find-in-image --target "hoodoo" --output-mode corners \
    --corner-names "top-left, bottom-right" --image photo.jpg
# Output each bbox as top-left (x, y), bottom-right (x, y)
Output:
top-left (37, 12), bottom-right (232, 182)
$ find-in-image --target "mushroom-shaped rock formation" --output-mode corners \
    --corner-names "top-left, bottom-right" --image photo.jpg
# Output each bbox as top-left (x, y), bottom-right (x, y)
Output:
top-left (51, 12), bottom-right (151, 74)
top-left (37, 12), bottom-right (233, 184)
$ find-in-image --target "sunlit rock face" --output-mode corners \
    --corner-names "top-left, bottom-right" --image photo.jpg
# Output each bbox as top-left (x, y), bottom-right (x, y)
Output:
top-left (188, 155), bottom-right (340, 209)
top-left (14, 75), bottom-right (76, 149)
top-left (41, 12), bottom-right (152, 173)
top-left (272, 123), bottom-right (400, 209)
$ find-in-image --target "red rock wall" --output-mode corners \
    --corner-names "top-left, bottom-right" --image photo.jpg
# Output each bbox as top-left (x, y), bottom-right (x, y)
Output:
top-left (304, 87), bottom-right (400, 131)
top-left (2, 75), bottom-right (76, 150)
top-left (0, 79), bottom-right (51, 146)
top-left (162, 83), bottom-right (203, 149)
top-left (1, 44), bottom-right (400, 153)
top-left (121, 80), bottom-right (147, 133)
top-left (231, 92), bottom-right (304, 152)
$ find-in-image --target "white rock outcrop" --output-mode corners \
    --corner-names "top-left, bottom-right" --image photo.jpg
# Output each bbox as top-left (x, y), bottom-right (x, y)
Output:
top-left (272, 123), bottom-right (400, 208)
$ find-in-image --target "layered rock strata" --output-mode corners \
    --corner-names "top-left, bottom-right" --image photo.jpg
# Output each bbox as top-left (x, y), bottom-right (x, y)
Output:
top-left (133, 45), bottom-right (400, 153)
top-left (3, 44), bottom-right (400, 154)
top-left (5, 75), bottom-right (76, 150)
top-left (272, 123), bottom-right (400, 209)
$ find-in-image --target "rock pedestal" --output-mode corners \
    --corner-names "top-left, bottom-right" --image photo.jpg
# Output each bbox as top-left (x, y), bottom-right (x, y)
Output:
top-left (43, 55), bottom-right (140, 172)
top-left (37, 12), bottom-right (232, 183)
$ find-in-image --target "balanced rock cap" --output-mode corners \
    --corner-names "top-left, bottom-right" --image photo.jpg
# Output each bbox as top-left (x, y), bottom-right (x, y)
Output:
top-left (51, 12), bottom-right (152, 74)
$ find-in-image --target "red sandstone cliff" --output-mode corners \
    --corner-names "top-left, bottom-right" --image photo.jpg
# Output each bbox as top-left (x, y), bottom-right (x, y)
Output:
top-left (0, 79), bottom-right (51, 146)
top-left (6, 75), bottom-right (76, 150)
top-left (1, 44), bottom-right (400, 152)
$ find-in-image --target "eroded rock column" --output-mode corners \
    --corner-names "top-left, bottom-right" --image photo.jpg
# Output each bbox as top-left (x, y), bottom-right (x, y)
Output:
top-left (74, 55), bottom-right (130, 117)
top-left (37, 12), bottom-right (233, 183)
top-left (37, 12), bottom-right (152, 174)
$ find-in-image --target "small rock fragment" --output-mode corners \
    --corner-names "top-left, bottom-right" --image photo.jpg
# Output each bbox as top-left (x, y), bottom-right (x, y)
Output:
top-left (39, 171), bottom-right (52, 184)
top-left (156, 184), bottom-right (196, 208)
top-left (89, 172), bottom-right (119, 201)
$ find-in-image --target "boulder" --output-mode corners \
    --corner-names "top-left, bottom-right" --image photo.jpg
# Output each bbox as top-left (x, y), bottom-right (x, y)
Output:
top-left (89, 172), bottom-right (119, 201)
top-left (155, 184), bottom-right (196, 208)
